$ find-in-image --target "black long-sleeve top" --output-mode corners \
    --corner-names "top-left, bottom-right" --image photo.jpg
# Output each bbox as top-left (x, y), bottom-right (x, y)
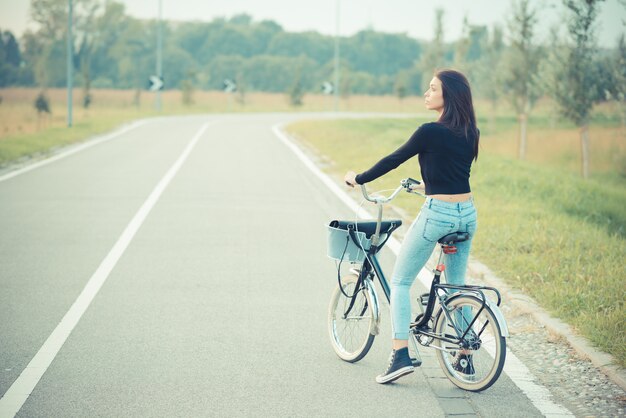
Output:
top-left (355, 122), bottom-right (476, 195)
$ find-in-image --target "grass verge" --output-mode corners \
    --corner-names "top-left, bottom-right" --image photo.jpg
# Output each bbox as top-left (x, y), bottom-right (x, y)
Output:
top-left (0, 110), bottom-right (150, 166)
top-left (286, 117), bottom-right (626, 367)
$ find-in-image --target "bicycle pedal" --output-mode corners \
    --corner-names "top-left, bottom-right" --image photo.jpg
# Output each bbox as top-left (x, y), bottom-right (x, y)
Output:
top-left (410, 358), bottom-right (422, 367)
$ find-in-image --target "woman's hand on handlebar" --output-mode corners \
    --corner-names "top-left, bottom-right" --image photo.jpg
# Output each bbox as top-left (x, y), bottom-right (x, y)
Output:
top-left (344, 171), bottom-right (357, 188)
top-left (409, 182), bottom-right (425, 193)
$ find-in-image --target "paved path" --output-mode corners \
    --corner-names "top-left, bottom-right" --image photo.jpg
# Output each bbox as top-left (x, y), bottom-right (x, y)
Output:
top-left (0, 114), bottom-right (570, 417)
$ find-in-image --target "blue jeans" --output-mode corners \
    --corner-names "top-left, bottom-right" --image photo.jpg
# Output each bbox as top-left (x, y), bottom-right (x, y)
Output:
top-left (390, 197), bottom-right (477, 340)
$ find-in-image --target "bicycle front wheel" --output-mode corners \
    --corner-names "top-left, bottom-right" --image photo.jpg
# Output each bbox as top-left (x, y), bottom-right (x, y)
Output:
top-left (328, 274), bottom-right (376, 362)
top-left (434, 295), bottom-right (506, 391)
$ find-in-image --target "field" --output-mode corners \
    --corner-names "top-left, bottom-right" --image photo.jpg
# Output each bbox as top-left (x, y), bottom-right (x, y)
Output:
top-left (0, 87), bottom-right (430, 166)
top-left (1, 87), bottom-right (624, 365)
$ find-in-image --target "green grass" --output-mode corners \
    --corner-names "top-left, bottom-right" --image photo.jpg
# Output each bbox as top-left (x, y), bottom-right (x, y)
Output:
top-left (287, 118), bottom-right (626, 366)
top-left (0, 112), bottom-right (149, 166)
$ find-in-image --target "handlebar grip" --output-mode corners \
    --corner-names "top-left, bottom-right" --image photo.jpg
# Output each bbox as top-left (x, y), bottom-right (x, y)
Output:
top-left (405, 177), bottom-right (421, 185)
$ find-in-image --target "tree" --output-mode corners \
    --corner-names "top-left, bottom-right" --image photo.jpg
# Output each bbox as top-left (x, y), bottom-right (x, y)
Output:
top-left (105, 9), bottom-right (152, 90)
top-left (466, 25), bottom-right (489, 63)
top-left (454, 16), bottom-right (471, 71)
top-left (181, 70), bottom-right (195, 106)
top-left (267, 31), bottom-right (333, 65)
top-left (605, 34), bottom-right (626, 128)
top-left (552, 0), bottom-right (605, 179)
top-left (345, 71), bottom-right (378, 94)
top-left (0, 30), bottom-right (23, 86)
top-left (419, 9), bottom-right (445, 89)
top-left (3, 31), bottom-right (21, 66)
top-left (453, 20), bottom-right (490, 99)
top-left (503, 0), bottom-right (542, 160)
top-left (30, 0), bottom-right (68, 40)
top-left (235, 70), bottom-right (246, 105)
top-left (26, 0), bottom-right (67, 88)
top-left (27, 0), bottom-right (100, 90)
top-left (229, 13), bottom-right (253, 26)
top-left (475, 25), bottom-right (505, 131)
top-left (394, 71), bottom-right (409, 100)
top-left (342, 30), bottom-right (419, 77)
top-left (74, 0), bottom-right (101, 109)
top-left (289, 67), bottom-right (305, 107)
top-left (537, 25), bottom-right (569, 128)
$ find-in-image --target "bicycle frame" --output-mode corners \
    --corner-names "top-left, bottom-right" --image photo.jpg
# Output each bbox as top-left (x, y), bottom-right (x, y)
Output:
top-left (340, 181), bottom-right (508, 345)
top-left (342, 220), bottom-right (507, 348)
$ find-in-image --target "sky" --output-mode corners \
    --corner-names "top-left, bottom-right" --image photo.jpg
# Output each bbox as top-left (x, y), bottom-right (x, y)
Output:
top-left (0, 0), bottom-right (624, 47)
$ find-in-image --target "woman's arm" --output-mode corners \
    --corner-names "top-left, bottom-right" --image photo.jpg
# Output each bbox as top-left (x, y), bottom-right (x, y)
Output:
top-left (352, 125), bottom-right (427, 185)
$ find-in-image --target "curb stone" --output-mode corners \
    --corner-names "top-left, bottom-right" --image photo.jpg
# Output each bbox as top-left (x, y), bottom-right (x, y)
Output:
top-left (467, 259), bottom-right (626, 392)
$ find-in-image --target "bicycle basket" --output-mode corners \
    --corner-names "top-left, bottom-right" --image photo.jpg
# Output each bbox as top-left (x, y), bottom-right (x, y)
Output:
top-left (327, 221), bottom-right (371, 263)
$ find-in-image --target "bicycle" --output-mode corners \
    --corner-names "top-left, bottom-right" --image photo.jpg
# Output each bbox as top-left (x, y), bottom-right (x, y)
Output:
top-left (326, 178), bottom-right (508, 391)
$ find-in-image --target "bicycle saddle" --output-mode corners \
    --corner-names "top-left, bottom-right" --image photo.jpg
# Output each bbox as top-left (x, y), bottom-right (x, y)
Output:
top-left (438, 232), bottom-right (470, 244)
top-left (329, 220), bottom-right (403, 239)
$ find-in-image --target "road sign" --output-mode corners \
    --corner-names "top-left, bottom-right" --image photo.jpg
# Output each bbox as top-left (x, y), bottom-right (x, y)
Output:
top-left (149, 75), bottom-right (164, 91)
top-left (223, 79), bottom-right (237, 93)
top-left (321, 81), bottom-right (334, 95)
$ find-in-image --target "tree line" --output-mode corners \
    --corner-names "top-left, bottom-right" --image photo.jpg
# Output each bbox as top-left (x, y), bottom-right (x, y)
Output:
top-left (0, 1), bottom-right (620, 97)
top-left (0, 1), bottom-right (424, 95)
top-left (0, 0), bottom-right (624, 177)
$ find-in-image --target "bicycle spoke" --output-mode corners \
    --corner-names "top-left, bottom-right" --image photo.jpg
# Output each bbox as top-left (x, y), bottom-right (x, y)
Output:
top-left (329, 277), bottom-right (375, 360)
top-left (434, 296), bottom-right (506, 391)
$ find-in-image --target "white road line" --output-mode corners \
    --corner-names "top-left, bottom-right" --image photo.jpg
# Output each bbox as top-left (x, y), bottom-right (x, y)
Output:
top-left (0, 120), bottom-right (147, 183)
top-left (272, 122), bottom-right (574, 418)
top-left (0, 121), bottom-right (212, 418)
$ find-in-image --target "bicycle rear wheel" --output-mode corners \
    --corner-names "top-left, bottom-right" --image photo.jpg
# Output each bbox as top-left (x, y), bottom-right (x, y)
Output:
top-left (328, 274), bottom-right (376, 362)
top-left (434, 295), bottom-right (506, 391)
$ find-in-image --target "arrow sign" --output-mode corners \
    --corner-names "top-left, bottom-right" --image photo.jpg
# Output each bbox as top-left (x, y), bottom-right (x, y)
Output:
top-left (149, 75), bottom-right (164, 91)
top-left (321, 81), bottom-right (334, 95)
top-left (223, 79), bottom-right (237, 93)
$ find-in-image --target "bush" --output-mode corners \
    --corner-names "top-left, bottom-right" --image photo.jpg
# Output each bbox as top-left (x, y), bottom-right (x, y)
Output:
top-left (34, 91), bottom-right (50, 114)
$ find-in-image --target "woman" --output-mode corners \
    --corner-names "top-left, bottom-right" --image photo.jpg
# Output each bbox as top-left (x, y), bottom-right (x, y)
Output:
top-left (344, 69), bottom-right (480, 384)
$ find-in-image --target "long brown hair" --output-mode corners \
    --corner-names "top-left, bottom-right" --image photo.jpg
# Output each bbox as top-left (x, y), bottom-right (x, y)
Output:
top-left (435, 69), bottom-right (480, 160)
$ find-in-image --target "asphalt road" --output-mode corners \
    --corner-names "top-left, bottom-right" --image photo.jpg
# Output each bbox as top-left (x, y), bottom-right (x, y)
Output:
top-left (0, 114), bottom-right (565, 417)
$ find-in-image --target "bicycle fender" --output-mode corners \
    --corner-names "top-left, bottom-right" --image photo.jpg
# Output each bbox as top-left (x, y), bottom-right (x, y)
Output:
top-left (484, 299), bottom-right (509, 337)
top-left (447, 293), bottom-right (509, 338)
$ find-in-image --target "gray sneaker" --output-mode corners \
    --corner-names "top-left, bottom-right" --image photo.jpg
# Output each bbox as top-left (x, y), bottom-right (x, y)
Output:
top-left (375, 347), bottom-right (414, 384)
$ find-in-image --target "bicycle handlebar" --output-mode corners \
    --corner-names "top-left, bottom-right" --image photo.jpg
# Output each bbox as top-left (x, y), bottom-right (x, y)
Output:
top-left (359, 177), bottom-right (424, 204)
top-left (357, 178), bottom-right (424, 247)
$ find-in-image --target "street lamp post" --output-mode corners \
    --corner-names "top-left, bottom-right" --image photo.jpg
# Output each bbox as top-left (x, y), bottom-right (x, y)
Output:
top-left (333, 0), bottom-right (340, 112)
top-left (156, 0), bottom-right (163, 111)
top-left (67, 0), bottom-right (73, 127)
